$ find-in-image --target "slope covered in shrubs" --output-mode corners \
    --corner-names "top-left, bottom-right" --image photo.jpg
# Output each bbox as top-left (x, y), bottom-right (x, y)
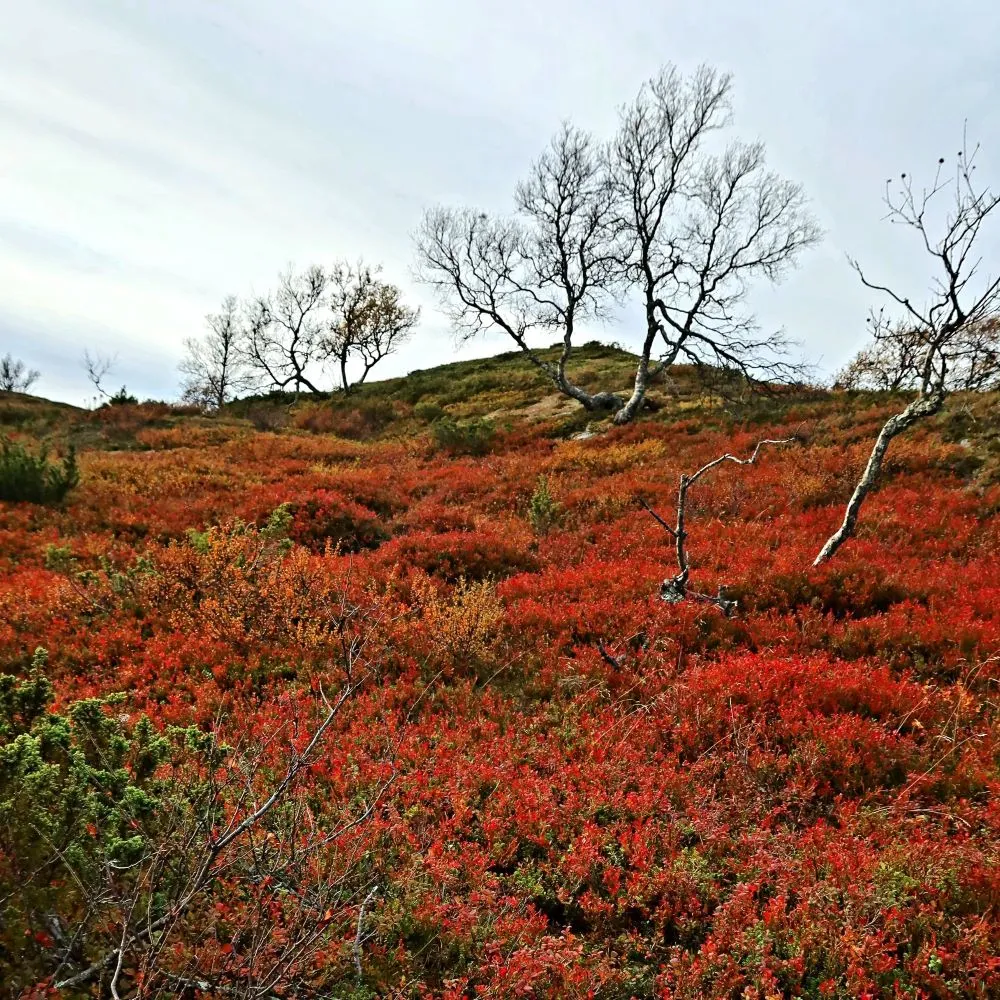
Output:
top-left (1, 358), bottom-right (998, 998)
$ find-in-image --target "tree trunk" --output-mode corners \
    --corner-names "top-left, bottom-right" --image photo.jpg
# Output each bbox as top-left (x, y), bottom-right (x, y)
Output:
top-left (813, 391), bottom-right (945, 565)
top-left (555, 375), bottom-right (622, 412)
top-left (613, 351), bottom-right (653, 424)
top-left (614, 321), bottom-right (679, 425)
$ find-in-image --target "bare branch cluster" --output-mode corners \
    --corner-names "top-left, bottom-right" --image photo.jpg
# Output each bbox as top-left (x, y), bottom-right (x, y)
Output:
top-left (836, 312), bottom-right (1000, 393)
top-left (83, 349), bottom-right (117, 401)
top-left (415, 64), bottom-right (821, 424)
top-left (0, 353), bottom-right (40, 393)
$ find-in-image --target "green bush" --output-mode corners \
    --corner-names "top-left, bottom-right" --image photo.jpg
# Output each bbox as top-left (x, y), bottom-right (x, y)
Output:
top-left (430, 416), bottom-right (496, 456)
top-left (414, 400), bottom-right (447, 423)
top-left (105, 385), bottom-right (139, 406)
top-left (0, 652), bottom-right (189, 991)
top-left (528, 475), bottom-right (562, 535)
top-left (0, 436), bottom-right (79, 504)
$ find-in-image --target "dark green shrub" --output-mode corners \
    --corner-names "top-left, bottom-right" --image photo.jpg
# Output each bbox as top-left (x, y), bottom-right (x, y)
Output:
top-left (105, 385), bottom-right (139, 406)
top-left (431, 416), bottom-right (496, 456)
top-left (0, 437), bottom-right (79, 503)
top-left (414, 401), bottom-right (447, 423)
top-left (0, 653), bottom-right (183, 991)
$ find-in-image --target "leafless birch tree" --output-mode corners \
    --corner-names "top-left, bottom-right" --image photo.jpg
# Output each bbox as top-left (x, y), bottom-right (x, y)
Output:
top-left (415, 124), bottom-right (624, 412)
top-left (325, 261), bottom-right (420, 394)
top-left (243, 265), bottom-right (330, 397)
top-left (610, 65), bottom-right (822, 423)
top-left (179, 295), bottom-right (257, 409)
top-left (815, 134), bottom-right (1000, 565)
top-left (0, 353), bottom-right (40, 393)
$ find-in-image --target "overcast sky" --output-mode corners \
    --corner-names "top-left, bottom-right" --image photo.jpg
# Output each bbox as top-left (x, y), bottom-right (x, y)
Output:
top-left (2, 0), bottom-right (999, 405)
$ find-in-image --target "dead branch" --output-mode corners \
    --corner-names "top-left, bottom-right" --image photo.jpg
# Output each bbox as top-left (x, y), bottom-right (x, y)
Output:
top-left (353, 884), bottom-right (380, 982)
top-left (83, 348), bottom-right (117, 401)
top-left (641, 438), bottom-right (796, 614)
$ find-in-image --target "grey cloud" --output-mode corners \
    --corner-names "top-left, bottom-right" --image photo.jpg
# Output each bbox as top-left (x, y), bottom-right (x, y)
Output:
top-left (0, 216), bottom-right (216, 300)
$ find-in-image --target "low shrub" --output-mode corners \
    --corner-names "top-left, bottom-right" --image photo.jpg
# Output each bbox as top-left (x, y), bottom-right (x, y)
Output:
top-left (285, 491), bottom-right (389, 552)
top-left (431, 416), bottom-right (496, 456)
top-left (414, 401), bottom-right (447, 424)
top-left (319, 399), bottom-right (399, 440)
top-left (0, 436), bottom-right (79, 504)
top-left (244, 403), bottom-right (290, 432)
top-left (528, 475), bottom-right (562, 535)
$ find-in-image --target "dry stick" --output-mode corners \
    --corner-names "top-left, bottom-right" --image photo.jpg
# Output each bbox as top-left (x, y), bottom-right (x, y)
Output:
top-left (596, 639), bottom-right (622, 669)
top-left (353, 885), bottom-right (380, 982)
top-left (640, 438), bottom-right (796, 615)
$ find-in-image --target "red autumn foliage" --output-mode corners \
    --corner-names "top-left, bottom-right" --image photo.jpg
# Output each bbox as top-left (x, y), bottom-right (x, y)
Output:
top-left (2, 390), bottom-right (999, 997)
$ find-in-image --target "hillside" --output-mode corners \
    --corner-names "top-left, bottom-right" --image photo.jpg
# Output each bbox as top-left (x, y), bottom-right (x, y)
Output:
top-left (1, 346), bottom-right (999, 997)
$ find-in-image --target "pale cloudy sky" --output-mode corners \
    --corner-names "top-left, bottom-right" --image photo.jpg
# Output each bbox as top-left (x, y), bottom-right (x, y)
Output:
top-left (1, 0), bottom-right (998, 405)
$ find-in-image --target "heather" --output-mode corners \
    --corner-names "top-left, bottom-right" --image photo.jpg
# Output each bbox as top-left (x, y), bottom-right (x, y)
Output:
top-left (0, 372), bottom-right (998, 998)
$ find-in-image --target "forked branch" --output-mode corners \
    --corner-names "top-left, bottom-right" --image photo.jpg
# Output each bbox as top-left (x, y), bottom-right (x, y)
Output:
top-left (640, 438), bottom-right (796, 614)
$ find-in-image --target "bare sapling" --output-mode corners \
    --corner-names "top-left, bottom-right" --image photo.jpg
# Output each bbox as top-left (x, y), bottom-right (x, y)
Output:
top-left (816, 131), bottom-right (1000, 565)
top-left (641, 438), bottom-right (797, 614)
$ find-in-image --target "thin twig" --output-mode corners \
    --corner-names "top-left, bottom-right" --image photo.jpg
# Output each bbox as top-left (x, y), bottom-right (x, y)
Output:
top-left (353, 885), bottom-right (380, 982)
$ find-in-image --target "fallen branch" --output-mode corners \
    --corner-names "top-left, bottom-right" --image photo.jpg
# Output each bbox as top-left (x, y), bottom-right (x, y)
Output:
top-left (353, 885), bottom-right (380, 982)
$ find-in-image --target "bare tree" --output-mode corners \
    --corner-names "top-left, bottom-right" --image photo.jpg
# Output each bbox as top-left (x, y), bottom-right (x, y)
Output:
top-left (815, 134), bottom-right (1000, 565)
top-left (639, 437), bottom-right (796, 614)
top-left (0, 352), bottom-right (40, 393)
top-left (243, 265), bottom-right (330, 397)
top-left (415, 124), bottom-right (624, 412)
top-left (325, 261), bottom-right (420, 394)
top-left (83, 349), bottom-right (117, 402)
top-left (610, 64), bottom-right (822, 423)
top-left (835, 313), bottom-right (1000, 392)
top-left (179, 295), bottom-right (256, 409)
